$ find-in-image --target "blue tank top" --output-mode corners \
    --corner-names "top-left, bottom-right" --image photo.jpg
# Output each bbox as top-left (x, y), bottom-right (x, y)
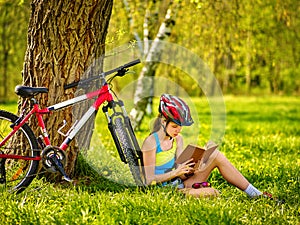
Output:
top-left (154, 133), bottom-right (177, 175)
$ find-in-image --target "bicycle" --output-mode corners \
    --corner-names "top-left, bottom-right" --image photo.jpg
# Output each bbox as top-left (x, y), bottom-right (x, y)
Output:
top-left (0, 59), bottom-right (145, 193)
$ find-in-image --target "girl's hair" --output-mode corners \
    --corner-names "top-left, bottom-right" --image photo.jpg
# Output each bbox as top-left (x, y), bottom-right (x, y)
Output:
top-left (150, 114), bottom-right (163, 135)
top-left (150, 114), bottom-right (170, 135)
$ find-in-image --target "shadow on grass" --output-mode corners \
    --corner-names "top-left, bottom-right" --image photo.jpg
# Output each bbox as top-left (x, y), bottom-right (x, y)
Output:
top-left (55, 153), bottom-right (151, 194)
top-left (55, 172), bottom-right (157, 197)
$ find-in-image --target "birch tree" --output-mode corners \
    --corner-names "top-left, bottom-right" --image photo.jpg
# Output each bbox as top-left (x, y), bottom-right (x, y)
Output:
top-left (122, 0), bottom-right (179, 129)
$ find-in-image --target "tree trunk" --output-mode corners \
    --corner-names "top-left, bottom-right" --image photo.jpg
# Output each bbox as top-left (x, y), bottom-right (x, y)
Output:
top-left (21, 0), bottom-right (113, 179)
top-left (128, 1), bottom-right (179, 130)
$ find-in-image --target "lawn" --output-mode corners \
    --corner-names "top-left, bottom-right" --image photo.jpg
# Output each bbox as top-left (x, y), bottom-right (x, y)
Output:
top-left (0, 96), bottom-right (299, 224)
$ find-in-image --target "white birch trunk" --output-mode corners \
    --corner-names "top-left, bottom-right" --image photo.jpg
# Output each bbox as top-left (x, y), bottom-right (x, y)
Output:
top-left (130, 5), bottom-right (177, 129)
top-left (121, 0), bottom-right (178, 129)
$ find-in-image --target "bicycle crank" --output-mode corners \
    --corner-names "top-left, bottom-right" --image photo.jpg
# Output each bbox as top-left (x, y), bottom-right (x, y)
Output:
top-left (41, 146), bottom-right (72, 182)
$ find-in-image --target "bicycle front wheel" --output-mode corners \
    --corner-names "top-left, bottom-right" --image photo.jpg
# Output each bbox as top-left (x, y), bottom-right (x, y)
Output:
top-left (114, 117), bottom-right (144, 186)
top-left (0, 110), bottom-right (39, 193)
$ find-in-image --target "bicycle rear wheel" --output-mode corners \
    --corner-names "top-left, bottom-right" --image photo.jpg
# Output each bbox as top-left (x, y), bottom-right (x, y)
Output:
top-left (0, 110), bottom-right (39, 193)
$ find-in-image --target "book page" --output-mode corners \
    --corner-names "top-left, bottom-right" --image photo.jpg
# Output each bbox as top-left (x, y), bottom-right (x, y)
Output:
top-left (175, 141), bottom-right (219, 165)
top-left (175, 144), bottom-right (205, 164)
top-left (200, 141), bottom-right (219, 165)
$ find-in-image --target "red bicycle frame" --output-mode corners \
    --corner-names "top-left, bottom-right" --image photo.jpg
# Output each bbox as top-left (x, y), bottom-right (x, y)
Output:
top-left (0, 83), bottom-right (113, 161)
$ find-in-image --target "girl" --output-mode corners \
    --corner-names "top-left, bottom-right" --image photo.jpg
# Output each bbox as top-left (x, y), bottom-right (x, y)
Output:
top-left (141, 94), bottom-right (276, 199)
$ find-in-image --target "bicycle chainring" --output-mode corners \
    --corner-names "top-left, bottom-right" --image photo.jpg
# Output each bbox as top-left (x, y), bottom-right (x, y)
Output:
top-left (41, 146), bottom-right (67, 173)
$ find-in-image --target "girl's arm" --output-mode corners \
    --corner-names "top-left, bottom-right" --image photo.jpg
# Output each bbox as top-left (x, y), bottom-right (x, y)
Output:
top-left (175, 134), bottom-right (184, 157)
top-left (141, 135), bottom-right (193, 185)
top-left (175, 134), bottom-right (195, 180)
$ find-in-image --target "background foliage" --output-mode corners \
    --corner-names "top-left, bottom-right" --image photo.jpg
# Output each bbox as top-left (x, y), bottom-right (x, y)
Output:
top-left (0, 0), bottom-right (299, 102)
top-left (0, 0), bottom-right (29, 102)
top-left (107, 0), bottom-right (300, 96)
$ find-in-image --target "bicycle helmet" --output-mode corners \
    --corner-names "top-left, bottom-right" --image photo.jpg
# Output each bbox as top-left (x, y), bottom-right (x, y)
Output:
top-left (159, 94), bottom-right (194, 126)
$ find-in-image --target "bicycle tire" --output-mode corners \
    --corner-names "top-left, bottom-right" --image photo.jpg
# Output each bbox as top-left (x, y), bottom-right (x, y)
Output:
top-left (0, 110), bottom-right (39, 193)
top-left (114, 117), bottom-right (144, 186)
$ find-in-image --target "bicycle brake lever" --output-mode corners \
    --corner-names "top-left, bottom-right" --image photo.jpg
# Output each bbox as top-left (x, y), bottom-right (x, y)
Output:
top-left (116, 68), bottom-right (128, 77)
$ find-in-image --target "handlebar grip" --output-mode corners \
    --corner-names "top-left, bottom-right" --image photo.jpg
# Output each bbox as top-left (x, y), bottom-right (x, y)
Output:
top-left (122, 59), bottom-right (141, 69)
top-left (64, 81), bottom-right (79, 90)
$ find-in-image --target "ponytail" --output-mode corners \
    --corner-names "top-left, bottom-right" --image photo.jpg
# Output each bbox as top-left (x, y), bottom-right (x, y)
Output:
top-left (150, 114), bottom-right (163, 135)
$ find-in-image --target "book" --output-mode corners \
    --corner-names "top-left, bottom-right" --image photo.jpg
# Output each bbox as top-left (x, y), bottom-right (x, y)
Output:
top-left (175, 141), bottom-right (219, 165)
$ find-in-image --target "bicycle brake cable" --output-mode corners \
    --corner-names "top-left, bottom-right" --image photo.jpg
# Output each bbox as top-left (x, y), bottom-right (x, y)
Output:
top-left (109, 84), bottom-right (120, 101)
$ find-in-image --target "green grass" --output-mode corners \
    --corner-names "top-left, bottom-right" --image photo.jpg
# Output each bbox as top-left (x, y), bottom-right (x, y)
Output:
top-left (0, 96), bottom-right (299, 224)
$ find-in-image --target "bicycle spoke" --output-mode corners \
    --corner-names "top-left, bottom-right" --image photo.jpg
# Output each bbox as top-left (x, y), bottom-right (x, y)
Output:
top-left (5, 170), bottom-right (46, 184)
top-left (0, 110), bottom-right (40, 193)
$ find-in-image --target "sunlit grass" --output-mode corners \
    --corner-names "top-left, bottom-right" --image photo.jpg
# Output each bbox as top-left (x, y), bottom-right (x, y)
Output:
top-left (0, 96), bottom-right (299, 224)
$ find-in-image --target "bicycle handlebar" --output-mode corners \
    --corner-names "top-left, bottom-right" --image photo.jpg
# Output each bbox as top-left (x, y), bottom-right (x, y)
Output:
top-left (64, 59), bottom-right (141, 90)
top-left (121, 59), bottom-right (141, 69)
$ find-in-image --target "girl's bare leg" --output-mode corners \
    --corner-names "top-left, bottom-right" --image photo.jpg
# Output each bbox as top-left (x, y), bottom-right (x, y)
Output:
top-left (184, 152), bottom-right (249, 191)
top-left (214, 152), bottom-right (249, 190)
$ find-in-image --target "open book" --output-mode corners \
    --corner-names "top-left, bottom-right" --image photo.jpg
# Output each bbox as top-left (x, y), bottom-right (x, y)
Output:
top-left (175, 141), bottom-right (219, 165)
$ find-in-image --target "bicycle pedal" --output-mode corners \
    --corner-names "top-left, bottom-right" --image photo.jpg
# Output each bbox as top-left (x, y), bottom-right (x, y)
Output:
top-left (62, 176), bottom-right (73, 183)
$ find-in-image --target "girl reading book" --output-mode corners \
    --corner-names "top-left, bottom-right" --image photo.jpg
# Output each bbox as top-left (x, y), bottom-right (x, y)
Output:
top-left (141, 94), bottom-right (278, 200)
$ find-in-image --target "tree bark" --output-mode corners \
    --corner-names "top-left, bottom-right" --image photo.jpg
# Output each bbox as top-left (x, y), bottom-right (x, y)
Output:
top-left (21, 0), bottom-right (113, 178)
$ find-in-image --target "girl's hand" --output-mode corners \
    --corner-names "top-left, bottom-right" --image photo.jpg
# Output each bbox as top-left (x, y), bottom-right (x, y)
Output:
top-left (175, 159), bottom-right (195, 177)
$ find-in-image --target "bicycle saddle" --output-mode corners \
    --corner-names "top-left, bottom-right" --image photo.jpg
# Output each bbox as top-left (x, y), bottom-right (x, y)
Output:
top-left (15, 85), bottom-right (49, 98)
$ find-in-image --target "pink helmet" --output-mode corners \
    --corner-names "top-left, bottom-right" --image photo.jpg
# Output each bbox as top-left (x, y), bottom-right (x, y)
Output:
top-left (159, 94), bottom-right (193, 126)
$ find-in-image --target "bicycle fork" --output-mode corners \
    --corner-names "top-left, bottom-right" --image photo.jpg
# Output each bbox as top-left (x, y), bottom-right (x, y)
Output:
top-left (103, 101), bottom-right (127, 162)
top-left (102, 100), bottom-right (145, 185)
top-left (102, 100), bottom-right (143, 165)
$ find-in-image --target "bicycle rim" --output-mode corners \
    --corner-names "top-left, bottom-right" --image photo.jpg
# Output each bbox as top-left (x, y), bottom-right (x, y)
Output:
top-left (0, 110), bottom-right (39, 193)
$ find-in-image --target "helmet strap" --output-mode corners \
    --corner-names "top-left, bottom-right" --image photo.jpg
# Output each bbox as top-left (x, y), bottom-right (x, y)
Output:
top-left (161, 120), bottom-right (172, 140)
